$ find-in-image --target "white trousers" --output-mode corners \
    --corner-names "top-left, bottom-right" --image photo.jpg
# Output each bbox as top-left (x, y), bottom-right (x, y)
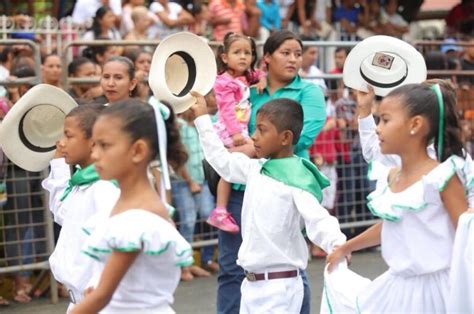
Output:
top-left (240, 276), bottom-right (304, 314)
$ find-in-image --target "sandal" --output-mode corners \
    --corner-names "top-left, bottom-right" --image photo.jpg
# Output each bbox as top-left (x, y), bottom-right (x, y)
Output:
top-left (13, 289), bottom-right (31, 303)
top-left (0, 296), bottom-right (10, 307)
top-left (180, 267), bottom-right (194, 281)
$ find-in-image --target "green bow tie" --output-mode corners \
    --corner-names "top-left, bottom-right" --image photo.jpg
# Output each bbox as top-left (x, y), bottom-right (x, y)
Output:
top-left (261, 156), bottom-right (330, 202)
top-left (60, 164), bottom-right (101, 201)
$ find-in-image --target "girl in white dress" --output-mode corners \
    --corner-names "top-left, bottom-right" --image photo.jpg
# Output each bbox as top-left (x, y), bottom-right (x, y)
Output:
top-left (71, 99), bottom-right (192, 314)
top-left (326, 83), bottom-right (469, 313)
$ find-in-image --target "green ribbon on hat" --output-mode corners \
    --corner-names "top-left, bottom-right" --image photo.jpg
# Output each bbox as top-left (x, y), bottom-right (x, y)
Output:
top-left (260, 156), bottom-right (330, 202)
top-left (60, 164), bottom-right (101, 201)
top-left (431, 84), bottom-right (444, 159)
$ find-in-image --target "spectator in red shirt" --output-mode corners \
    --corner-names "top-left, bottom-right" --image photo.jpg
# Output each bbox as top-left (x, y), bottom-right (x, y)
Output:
top-left (445, 0), bottom-right (474, 36)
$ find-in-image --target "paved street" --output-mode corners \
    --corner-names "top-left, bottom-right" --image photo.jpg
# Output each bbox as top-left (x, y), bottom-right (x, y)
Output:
top-left (7, 251), bottom-right (386, 314)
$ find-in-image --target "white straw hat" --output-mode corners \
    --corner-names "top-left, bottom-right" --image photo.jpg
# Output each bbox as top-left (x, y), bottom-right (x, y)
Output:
top-left (343, 35), bottom-right (427, 96)
top-left (149, 32), bottom-right (217, 113)
top-left (0, 84), bottom-right (78, 171)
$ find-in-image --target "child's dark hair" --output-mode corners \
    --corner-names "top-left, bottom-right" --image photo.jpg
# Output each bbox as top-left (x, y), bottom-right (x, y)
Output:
top-left (66, 103), bottom-right (105, 138)
top-left (99, 99), bottom-right (188, 168)
top-left (160, 101), bottom-right (188, 170)
top-left (256, 98), bottom-right (304, 144)
top-left (386, 83), bottom-right (464, 162)
top-left (263, 30), bottom-right (303, 56)
top-left (68, 56), bottom-right (94, 76)
top-left (216, 32), bottom-right (257, 82)
top-left (82, 43), bottom-right (108, 64)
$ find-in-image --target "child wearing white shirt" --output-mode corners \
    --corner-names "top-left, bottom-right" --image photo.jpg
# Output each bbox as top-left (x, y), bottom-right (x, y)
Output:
top-left (42, 104), bottom-right (119, 312)
top-left (190, 92), bottom-right (346, 313)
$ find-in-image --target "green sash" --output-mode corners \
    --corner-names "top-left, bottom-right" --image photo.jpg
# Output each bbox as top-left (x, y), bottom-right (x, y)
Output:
top-left (60, 164), bottom-right (101, 201)
top-left (260, 156), bottom-right (330, 202)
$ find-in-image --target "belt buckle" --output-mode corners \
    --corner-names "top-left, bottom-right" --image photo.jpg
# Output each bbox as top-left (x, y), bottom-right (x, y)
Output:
top-left (245, 271), bottom-right (257, 282)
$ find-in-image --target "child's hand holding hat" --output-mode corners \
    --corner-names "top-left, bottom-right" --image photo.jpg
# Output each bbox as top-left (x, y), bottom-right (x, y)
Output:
top-left (190, 91), bottom-right (208, 118)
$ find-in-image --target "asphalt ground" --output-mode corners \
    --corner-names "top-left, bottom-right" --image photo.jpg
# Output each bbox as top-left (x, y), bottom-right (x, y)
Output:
top-left (5, 251), bottom-right (386, 314)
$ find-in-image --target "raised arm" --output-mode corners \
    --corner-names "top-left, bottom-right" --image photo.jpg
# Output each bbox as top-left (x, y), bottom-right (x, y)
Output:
top-left (41, 157), bottom-right (71, 225)
top-left (356, 88), bottom-right (400, 167)
top-left (191, 92), bottom-right (258, 184)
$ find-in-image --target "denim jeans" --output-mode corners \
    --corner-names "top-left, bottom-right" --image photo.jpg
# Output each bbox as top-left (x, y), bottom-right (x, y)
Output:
top-left (216, 190), bottom-right (311, 314)
top-left (171, 179), bottom-right (215, 263)
top-left (217, 190), bottom-right (244, 314)
top-left (4, 165), bottom-right (45, 276)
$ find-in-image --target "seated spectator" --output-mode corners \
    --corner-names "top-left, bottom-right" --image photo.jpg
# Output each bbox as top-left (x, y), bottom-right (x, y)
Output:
top-left (121, 0), bottom-right (158, 35)
top-left (187, 1), bottom-right (211, 37)
top-left (380, 0), bottom-right (409, 38)
top-left (148, 0), bottom-right (195, 39)
top-left (124, 6), bottom-right (155, 54)
top-left (441, 38), bottom-right (463, 60)
top-left (256, 0), bottom-right (280, 41)
top-left (357, 0), bottom-right (384, 39)
top-left (460, 36), bottom-right (474, 88)
top-left (243, 0), bottom-right (261, 38)
top-left (0, 47), bottom-right (13, 102)
top-left (445, 0), bottom-right (474, 36)
top-left (82, 6), bottom-right (122, 41)
top-left (72, 0), bottom-right (122, 26)
top-left (82, 41), bottom-right (120, 66)
top-left (126, 49), bottom-right (152, 102)
top-left (300, 44), bottom-right (327, 95)
top-left (277, 0), bottom-right (294, 29)
top-left (290, 0), bottom-right (316, 38)
top-left (333, 0), bottom-right (363, 36)
top-left (208, 0), bottom-right (245, 41)
top-left (329, 47), bottom-right (348, 74)
top-left (67, 56), bottom-right (104, 104)
top-left (41, 54), bottom-right (62, 89)
top-left (310, 0), bottom-right (333, 40)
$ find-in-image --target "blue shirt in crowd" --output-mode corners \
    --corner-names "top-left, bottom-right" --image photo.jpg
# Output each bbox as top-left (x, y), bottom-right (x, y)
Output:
top-left (256, 0), bottom-right (281, 31)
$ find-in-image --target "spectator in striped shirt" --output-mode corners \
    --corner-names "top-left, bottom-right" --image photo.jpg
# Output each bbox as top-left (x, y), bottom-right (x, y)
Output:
top-left (208, 0), bottom-right (246, 41)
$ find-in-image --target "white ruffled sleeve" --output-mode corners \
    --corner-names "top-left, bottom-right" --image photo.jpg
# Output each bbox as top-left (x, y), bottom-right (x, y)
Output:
top-left (367, 155), bottom-right (468, 222)
top-left (41, 158), bottom-right (71, 225)
top-left (82, 210), bottom-right (193, 267)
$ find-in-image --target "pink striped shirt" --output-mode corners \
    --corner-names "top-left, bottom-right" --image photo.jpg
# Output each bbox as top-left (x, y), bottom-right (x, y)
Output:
top-left (209, 0), bottom-right (245, 41)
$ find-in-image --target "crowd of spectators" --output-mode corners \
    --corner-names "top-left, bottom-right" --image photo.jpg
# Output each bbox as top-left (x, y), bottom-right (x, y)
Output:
top-left (0, 0), bottom-right (473, 306)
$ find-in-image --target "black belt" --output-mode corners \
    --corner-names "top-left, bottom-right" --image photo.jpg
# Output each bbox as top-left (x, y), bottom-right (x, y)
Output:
top-left (244, 270), bottom-right (298, 282)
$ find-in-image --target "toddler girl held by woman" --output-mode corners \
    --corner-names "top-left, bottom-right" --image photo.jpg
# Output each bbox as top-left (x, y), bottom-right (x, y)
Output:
top-left (207, 32), bottom-right (266, 233)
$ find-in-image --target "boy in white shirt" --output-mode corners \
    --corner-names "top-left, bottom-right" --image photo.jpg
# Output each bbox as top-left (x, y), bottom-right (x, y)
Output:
top-left (42, 104), bottom-right (119, 312)
top-left (190, 92), bottom-right (346, 313)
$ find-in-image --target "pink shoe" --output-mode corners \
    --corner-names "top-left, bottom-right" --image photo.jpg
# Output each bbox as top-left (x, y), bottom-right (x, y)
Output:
top-left (207, 208), bottom-right (240, 234)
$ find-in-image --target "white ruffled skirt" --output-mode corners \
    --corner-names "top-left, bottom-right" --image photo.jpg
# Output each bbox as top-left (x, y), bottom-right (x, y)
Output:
top-left (322, 263), bottom-right (450, 313)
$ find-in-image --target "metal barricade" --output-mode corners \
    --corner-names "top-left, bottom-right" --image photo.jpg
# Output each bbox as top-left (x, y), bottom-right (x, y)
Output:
top-left (0, 15), bottom-right (86, 57)
top-left (0, 38), bottom-right (58, 303)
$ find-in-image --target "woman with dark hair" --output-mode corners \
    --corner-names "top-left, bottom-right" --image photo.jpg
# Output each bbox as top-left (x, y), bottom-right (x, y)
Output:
top-left (82, 6), bottom-right (121, 41)
top-left (41, 54), bottom-right (63, 88)
top-left (215, 30), bottom-right (326, 314)
top-left (100, 56), bottom-right (138, 105)
top-left (67, 57), bottom-right (105, 105)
